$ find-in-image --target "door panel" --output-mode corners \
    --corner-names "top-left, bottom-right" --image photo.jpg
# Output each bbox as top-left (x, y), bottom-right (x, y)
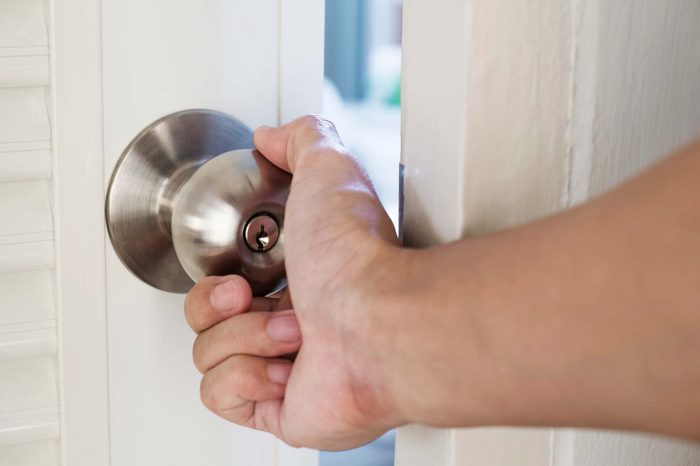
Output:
top-left (101, 1), bottom-right (298, 465)
top-left (52, 0), bottom-right (321, 462)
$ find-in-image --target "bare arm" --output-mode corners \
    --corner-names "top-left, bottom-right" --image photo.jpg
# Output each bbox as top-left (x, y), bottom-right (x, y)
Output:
top-left (373, 140), bottom-right (700, 439)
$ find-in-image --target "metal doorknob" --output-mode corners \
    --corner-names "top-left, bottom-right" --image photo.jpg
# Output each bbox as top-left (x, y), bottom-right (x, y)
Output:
top-left (105, 109), bottom-right (291, 296)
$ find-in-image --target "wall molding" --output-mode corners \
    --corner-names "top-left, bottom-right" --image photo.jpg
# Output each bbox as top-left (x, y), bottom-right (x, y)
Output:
top-left (51, 0), bottom-right (111, 463)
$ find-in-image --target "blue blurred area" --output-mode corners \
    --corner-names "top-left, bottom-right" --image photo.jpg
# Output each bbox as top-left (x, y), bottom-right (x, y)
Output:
top-left (324, 0), bottom-right (402, 105)
top-left (324, 0), bottom-right (369, 101)
top-left (320, 431), bottom-right (396, 466)
top-left (323, 0), bottom-right (402, 227)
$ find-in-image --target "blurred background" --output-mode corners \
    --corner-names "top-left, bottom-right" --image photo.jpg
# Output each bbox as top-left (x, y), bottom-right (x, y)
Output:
top-left (319, 0), bottom-right (402, 465)
top-left (322, 0), bottom-right (402, 229)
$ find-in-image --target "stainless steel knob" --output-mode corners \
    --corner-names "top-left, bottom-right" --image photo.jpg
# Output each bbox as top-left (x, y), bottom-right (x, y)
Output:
top-left (105, 109), bottom-right (291, 295)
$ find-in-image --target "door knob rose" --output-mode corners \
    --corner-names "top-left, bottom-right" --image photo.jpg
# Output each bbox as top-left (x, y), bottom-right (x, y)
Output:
top-left (106, 109), bottom-right (291, 296)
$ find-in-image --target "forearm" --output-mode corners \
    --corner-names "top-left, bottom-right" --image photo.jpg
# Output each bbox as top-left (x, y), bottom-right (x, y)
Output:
top-left (373, 141), bottom-right (700, 438)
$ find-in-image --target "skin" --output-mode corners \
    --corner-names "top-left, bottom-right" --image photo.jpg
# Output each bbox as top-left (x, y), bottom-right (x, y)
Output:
top-left (184, 115), bottom-right (700, 450)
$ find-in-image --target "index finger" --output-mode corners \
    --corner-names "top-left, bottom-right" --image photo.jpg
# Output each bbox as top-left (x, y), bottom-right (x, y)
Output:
top-left (184, 275), bottom-right (252, 333)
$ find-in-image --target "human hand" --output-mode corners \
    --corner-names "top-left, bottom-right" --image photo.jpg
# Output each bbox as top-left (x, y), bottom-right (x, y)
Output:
top-left (184, 116), bottom-right (402, 450)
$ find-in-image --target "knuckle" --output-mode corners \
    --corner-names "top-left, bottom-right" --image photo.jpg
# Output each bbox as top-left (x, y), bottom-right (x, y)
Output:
top-left (183, 292), bottom-right (197, 326)
top-left (201, 366), bottom-right (241, 412)
top-left (183, 280), bottom-right (212, 329)
top-left (199, 355), bottom-right (255, 413)
top-left (199, 376), bottom-right (219, 412)
top-left (229, 356), bottom-right (267, 397)
top-left (225, 357), bottom-right (253, 391)
top-left (283, 434), bottom-right (305, 449)
top-left (296, 114), bottom-right (334, 134)
top-left (298, 114), bottom-right (322, 127)
top-left (221, 352), bottom-right (244, 372)
top-left (185, 311), bottom-right (204, 333)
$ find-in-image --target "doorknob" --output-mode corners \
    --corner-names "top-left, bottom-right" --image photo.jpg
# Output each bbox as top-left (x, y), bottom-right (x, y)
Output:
top-left (105, 109), bottom-right (291, 296)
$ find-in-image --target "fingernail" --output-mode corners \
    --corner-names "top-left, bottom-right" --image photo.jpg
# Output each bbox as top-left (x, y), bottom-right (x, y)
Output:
top-left (267, 362), bottom-right (292, 384)
top-left (210, 280), bottom-right (239, 312)
top-left (267, 312), bottom-right (301, 343)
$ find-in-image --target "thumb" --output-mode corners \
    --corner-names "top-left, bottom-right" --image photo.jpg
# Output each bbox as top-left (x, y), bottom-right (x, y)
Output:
top-left (254, 125), bottom-right (292, 173)
top-left (253, 115), bottom-right (346, 174)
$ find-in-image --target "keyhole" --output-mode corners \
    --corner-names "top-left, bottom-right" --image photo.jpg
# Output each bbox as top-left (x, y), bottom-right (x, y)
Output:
top-left (255, 225), bottom-right (270, 251)
top-left (244, 213), bottom-right (279, 253)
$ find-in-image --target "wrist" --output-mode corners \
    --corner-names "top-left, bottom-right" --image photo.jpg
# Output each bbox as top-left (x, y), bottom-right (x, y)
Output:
top-left (357, 241), bottom-right (522, 428)
top-left (346, 243), bottom-right (466, 426)
top-left (339, 238), bottom-right (519, 429)
top-left (332, 238), bottom-right (415, 428)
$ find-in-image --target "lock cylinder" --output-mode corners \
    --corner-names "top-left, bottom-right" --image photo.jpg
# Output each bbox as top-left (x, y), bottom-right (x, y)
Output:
top-left (243, 214), bottom-right (280, 252)
top-left (171, 149), bottom-right (290, 296)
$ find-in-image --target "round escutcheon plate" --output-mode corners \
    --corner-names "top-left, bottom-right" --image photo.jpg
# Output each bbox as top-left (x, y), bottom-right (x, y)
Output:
top-left (105, 109), bottom-right (254, 293)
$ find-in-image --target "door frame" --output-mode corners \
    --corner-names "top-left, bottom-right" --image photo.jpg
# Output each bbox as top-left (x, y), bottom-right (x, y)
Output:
top-left (397, 0), bottom-right (700, 465)
top-left (52, 0), bottom-right (110, 464)
top-left (397, 0), bottom-right (572, 464)
top-left (52, 1), bottom-right (324, 465)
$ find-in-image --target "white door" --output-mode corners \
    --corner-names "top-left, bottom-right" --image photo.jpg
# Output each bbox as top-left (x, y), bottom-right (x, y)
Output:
top-left (396, 0), bottom-right (700, 465)
top-left (100, 1), bottom-right (317, 465)
top-left (1, 0), bottom-right (323, 465)
top-left (100, 1), bottom-right (326, 464)
top-left (4, 1), bottom-right (698, 465)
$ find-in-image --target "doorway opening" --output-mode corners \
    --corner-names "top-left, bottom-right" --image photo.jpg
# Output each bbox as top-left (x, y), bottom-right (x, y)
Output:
top-left (322, 0), bottom-right (402, 229)
top-left (320, 0), bottom-right (402, 465)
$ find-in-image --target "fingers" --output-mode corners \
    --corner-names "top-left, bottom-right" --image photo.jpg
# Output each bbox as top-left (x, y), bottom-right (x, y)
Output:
top-left (184, 275), bottom-right (253, 333)
top-left (188, 279), bottom-right (297, 437)
top-left (209, 397), bottom-right (285, 439)
top-left (199, 355), bottom-right (292, 426)
top-left (193, 310), bottom-right (301, 373)
top-left (251, 288), bottom-right (292, 312)
top-left (254, 115), bottom-right (347, 173)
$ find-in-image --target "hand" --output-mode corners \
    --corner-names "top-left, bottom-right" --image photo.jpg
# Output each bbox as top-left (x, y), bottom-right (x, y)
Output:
top-left (184, 116), bottom-right (402, 450)
top-left (184, 119), bottom-right (700, 446)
